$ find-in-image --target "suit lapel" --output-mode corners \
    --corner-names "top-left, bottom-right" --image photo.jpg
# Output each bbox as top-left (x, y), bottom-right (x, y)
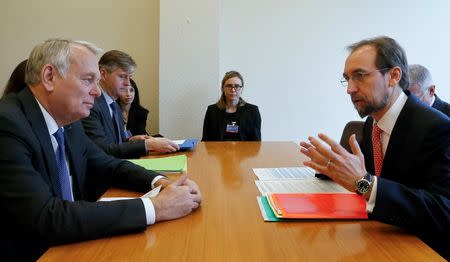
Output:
top-left (64, 122), bottom-right (84, 200)
top-left (381, 96), bottom-right (423, 179)
top-left (18, 88), bottom-right (62, 198)
top-left (432, 96), bottom-right (443, 112)
top-left (362, 117), bottom-right (375, 175)
top-left (97, 94), bottom-right (118, 142)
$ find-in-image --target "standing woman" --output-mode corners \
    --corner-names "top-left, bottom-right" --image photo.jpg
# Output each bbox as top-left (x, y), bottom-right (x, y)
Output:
top-left (117, 79), bottom-right (150, 137)
top-left (202, 71), bottom-right (261, 141)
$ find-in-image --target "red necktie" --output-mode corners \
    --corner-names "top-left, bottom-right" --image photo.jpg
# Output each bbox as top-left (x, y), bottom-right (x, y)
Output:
top-left (372, 124), bottom-right (383, 177)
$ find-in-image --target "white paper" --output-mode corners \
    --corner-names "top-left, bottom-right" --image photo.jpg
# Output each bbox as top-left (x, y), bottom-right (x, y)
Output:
top-left (252, 167), bottom-right (315, 180)
top-left (254, 179), bottom-right (349, 194)
top-left (173, 139), bottom-right (186, 145)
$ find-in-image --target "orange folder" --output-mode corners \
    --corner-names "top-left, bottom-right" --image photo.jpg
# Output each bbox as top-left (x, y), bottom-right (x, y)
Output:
top-left (267, 193), bottom-right (368, 219)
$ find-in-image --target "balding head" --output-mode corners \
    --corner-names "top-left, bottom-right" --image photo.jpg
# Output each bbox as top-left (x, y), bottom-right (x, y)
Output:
top-left (408, 64), bottom-right (435, 105)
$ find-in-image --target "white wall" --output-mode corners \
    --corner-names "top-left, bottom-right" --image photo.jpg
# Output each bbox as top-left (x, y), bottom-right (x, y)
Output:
top-left (0, 0), bottom-right (161, 135)
top-left (159, 0), bottom-right (220, 139)
top-left (161, 0), bottom-right (450, 142)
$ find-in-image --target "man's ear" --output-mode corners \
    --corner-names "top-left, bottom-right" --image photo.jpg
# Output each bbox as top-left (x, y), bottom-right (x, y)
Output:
top-left (428, 85), bottom-right (436, 97)
top-left (389, 67), bottom-right (402, 87)
top-left (41, 64), bottom-right (57, 91)
top-left (100, 68), bottom-right (108, 79)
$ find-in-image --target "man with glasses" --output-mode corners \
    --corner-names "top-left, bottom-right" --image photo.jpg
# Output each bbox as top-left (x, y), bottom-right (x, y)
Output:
top-left (82, 50), bottom-right (179, 160)
top-left (407, 64), bottom-right (450, 117)
top-left (300, 36), bottom-right (449, 259)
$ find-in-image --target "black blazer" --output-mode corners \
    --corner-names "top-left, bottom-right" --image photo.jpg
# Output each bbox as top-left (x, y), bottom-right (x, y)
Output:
top-left (127, 105), bottom-right (149, 136)
top-left (360, 93), bottom-right (450, 259)
top-left (432, 95), bottom-right (450, 117)
top-left (0, 88), bottom-right (159, 261)
top-left (81, 94), bottom-right (146, 159)
top-left (202, 103), bottom-right (261, 141)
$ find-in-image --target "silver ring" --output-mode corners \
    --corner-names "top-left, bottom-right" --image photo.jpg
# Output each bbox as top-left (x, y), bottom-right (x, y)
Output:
top-left (326, 160), bottom-right (331, 168)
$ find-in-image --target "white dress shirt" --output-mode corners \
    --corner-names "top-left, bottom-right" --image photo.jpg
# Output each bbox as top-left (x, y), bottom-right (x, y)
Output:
top-left (35, 97), bottom-right (157, 225)
top-left (366, 91), bottom-right (408, 213)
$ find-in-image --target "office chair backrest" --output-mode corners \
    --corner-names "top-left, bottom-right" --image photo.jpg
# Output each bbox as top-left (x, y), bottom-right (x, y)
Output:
top-left (339, 121), bottom-right (364, 153)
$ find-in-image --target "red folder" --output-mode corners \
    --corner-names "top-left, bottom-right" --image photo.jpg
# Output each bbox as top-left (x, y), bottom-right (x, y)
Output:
top-left (267, 193), bottom-right (368, 219)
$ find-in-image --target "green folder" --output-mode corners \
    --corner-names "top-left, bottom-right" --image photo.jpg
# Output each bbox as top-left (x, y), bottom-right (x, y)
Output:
top-left (128, 155), bottom-right (187, 173)
top-left (257, 196), bottom-right (283, 222)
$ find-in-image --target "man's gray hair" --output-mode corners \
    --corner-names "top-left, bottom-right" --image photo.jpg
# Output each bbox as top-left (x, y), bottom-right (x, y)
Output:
top-left (408, 64), bottom-right (434, 92)
top-left (25, 38), bottom-right (102, 86)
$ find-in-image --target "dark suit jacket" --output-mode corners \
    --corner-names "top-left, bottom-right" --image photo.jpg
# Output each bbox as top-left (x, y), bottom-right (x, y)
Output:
top-left (202, 103), bottom-right (261, 141)
top-left (0, 88), bottom-right (159, 261)
top-left (82, 93), bottom-right (146, 159)
top-left (127, 105), bottom-right (149, 136)
top-left (360, 93), bottom-right (450, 259)
top-left (432, 95), bottom-right (450, 117)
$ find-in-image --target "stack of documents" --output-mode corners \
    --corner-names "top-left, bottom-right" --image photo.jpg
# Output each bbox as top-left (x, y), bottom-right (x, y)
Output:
top-left (262, 193), bottom-right (367, 220)
top-left (253, 167), bottom-right (347, 194)
top-left (128, 155), bottom-right (187, 173)
top-left (253, 167), bottom-right (367, 221)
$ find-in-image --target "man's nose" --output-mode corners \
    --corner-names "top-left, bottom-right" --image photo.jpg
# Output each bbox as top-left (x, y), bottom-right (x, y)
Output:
top-left (91, 82), bottom-right (101, 97)
top-left (124, 76), bottom-right (131, 86)
top-left (346, 81), bottom-right (357, 95)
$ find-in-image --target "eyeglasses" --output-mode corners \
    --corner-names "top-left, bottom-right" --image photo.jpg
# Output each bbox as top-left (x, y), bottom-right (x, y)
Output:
top-left (340, 68), bottom-right (390, 88)
top-left (224, 84), bottom-right (243, 90)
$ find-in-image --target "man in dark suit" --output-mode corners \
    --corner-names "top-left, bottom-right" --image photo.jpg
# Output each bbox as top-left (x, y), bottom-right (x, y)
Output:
top-left (300, 36), bottom-right (449, 259)
top-left (0, 39), bottom-right (201, 261)
top-left (408, 64), bottom-right (450, 117)
top-left (81, 50), bottom-right (179, 159)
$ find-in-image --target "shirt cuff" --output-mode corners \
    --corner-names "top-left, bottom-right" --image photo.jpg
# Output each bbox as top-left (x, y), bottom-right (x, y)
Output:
top-left (366, 176), bottom-right (378, 213)
top-left (141, 197), bottom-right (156, 225)
top-left (151, 175), bottom-right (165, 188)
top-left (144, 140), bottom-right (148, 152)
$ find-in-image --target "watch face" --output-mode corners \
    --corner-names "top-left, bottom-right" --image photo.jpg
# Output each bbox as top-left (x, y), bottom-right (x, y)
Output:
top-left (357, 180), bottom-right (370, 194)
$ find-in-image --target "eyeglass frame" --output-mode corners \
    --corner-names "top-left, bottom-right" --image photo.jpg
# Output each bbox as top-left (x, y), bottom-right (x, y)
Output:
top-left (340, 67), bottom-right (391, 88)
top-left (223, 84), bottom-right (243, 90)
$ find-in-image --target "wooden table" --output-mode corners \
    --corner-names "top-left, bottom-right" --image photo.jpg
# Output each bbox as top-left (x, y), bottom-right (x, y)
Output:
top-left (40, 142), bottom-right (443, 261)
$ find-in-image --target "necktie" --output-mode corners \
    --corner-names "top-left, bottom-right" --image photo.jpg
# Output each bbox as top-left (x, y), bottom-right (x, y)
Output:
top-left (372, 124), bottom-right (383, 177)
top-left (53, 128), bottom-right (73, 201)
top-left (110, 102), bottom-right (123, 143)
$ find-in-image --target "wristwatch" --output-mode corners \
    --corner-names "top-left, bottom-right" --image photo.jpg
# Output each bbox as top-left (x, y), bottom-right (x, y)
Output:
top-left (355, 173), bottom-right (373, 195)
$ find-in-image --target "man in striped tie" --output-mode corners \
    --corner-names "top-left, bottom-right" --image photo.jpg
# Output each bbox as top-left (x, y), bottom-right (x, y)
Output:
top-left (300, 36), bottom-right (449, 259)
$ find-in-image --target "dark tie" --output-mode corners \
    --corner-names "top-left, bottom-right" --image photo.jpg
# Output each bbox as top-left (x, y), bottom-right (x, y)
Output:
top-left (53, 128), bottom-right (73, 201)
top-left (372, 124), bottom-right (383, 177)
top-left (110, 101), bottom-right (123, 143)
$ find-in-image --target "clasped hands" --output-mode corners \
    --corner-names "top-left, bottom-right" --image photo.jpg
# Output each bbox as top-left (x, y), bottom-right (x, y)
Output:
top-left (152, 174), bottom-right (201, 222)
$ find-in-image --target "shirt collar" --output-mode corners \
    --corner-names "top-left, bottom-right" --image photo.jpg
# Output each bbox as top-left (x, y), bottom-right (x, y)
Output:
top-left (375, 91), bottom-right (408, 136)
top-left (101, 88), bottom-right (115, 105)
top-left (430, 95), bottom-right (436, 106)
top-left (34, 97), bottom-right (60, 136)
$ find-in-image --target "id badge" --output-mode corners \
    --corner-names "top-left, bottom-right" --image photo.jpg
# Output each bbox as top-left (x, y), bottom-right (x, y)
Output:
top-left (226, 122), bottom-right (239, 133)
